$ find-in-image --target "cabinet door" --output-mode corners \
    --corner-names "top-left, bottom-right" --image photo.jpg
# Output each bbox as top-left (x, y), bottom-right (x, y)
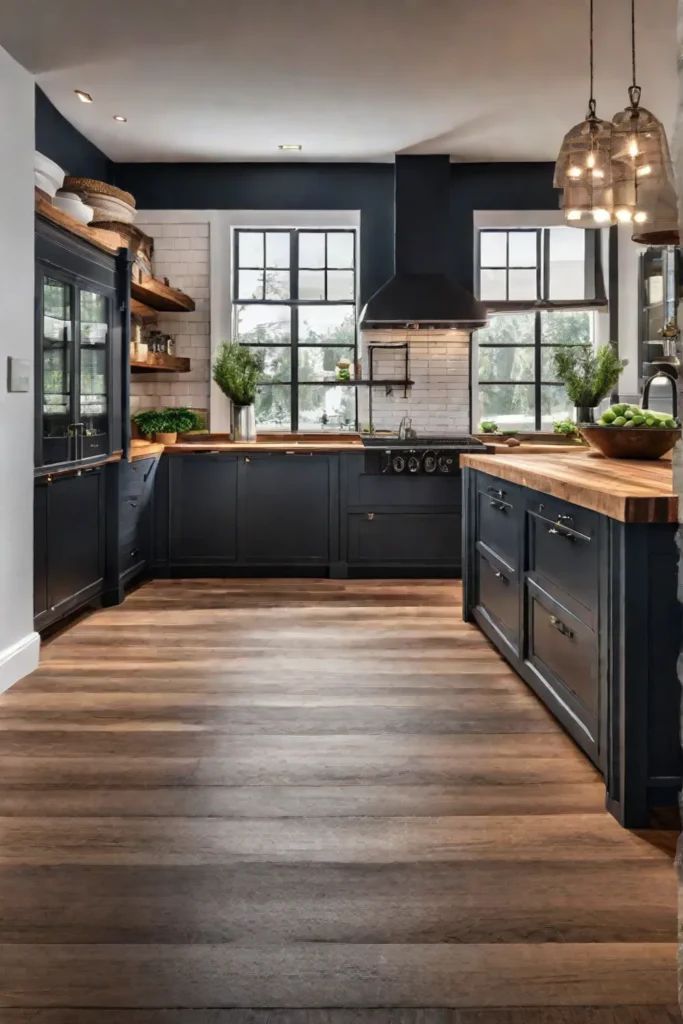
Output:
top-left (77, 288), bottom-right (111, 460)
top-left (34, 482), bottom-right (49, 618)
top-left (169, 455), bottom-right (238, 564)
top-left (241, 455), bottom-right (331, 564)
top-left (347, 511), bottom-right (461, 566)
top-left (40, 273), bottom-right (74, 467)
top-left (47, 470), bottom-right (105, 613)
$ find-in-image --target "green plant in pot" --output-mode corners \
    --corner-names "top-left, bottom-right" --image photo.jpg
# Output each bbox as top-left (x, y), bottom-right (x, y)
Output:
top-left (213, 342), bottom-right (264, 441)
top-left (553, 344), bottom-right (627, 424)
top-left (132, 407), bottom-right (205, 445)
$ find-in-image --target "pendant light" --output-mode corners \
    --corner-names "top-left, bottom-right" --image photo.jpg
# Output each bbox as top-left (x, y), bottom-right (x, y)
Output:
top-left (554, 0), bottom-right (615, 227)
top-left (610, 0), bottom-right (678, 242)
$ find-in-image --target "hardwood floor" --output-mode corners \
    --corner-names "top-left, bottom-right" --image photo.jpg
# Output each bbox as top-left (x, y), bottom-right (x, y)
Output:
top-left (0, 579), bottom-right (679, 1021)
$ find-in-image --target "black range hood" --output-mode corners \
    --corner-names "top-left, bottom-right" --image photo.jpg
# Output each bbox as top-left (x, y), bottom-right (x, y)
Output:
top-left (360, 155), bottom-right (487, 331)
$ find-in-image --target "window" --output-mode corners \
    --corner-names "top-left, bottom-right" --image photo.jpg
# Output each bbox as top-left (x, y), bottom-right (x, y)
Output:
top-left (233, 228), bottom-right (357, 431)
top-left (476, 226), bottom-right (602, 430)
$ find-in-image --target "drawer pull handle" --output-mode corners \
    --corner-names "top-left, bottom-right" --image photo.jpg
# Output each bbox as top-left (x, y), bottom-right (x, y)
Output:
top-left (128, 500), bottom-right (138, 509)
top-left (494, 570), bottom-right (509, 584)
top-left (488, 486), bottom-right (505, 498)
top-left (547, 526), bottom-right (574, 540)
top-left (550, 614), bottom-right (574, 639)
top-left (489, 500), bottom-right (508, 513)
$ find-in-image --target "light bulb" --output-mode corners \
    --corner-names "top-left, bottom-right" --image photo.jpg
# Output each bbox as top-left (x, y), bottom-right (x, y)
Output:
top-left (586, 153), bottom-right (596, 169)
top-left (634, 211), bottom-right (648, 223)
top-left (592, 208), bottom-right (611, 223)
top-left (628, 138), bottom-right (640, 158)
top-left (568, 166), bottom-right (583, 178)
top-left (566, 209), bottom-right (582, 221)
top-left (591, 168), bottom-right (604, 179)
top-left (636, 164), bottom-right (652, 177)
top-left (616, 209), bottom-right (633, 222)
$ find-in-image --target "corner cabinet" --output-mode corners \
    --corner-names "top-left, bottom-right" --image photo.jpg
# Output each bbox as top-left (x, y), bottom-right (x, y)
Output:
top-left (462, 467), bottom-right (682, 828)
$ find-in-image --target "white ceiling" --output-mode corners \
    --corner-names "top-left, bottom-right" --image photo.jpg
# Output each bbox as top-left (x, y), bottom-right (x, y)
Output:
top-left (0, 0), bottom-right (678, 163)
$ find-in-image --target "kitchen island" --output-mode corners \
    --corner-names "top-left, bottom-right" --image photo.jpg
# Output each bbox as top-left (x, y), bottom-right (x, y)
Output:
top-left (461, 450), bottom-right (682, 827)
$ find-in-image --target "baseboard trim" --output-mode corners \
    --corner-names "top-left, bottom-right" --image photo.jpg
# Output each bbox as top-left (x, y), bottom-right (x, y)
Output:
top-left (0, 631), bottom-right (40, 695)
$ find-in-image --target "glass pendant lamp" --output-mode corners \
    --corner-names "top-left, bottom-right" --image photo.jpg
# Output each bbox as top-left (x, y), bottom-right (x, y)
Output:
top-left (554, 0), bottom-right (615, 227)
top-left (610, 0), bottom-right (678, 242)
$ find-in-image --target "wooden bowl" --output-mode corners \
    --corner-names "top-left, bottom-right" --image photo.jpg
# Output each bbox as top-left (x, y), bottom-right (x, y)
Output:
top-left (579, 425), bottom-right (680, 460)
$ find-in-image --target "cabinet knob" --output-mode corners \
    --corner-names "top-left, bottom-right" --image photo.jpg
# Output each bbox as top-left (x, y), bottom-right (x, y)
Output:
top-left (366, 512), bottom-right (375, 520)
top-left (494, 570), bottom-right (509, 584)
top-left (245, 457), bottom-right (250, 463)
top-left (550, 614), bottom-right (574, 639)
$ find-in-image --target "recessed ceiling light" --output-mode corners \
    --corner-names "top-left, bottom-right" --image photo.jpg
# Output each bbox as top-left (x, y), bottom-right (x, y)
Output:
top-left (278, 144), bottom-right (302, 151)
top-left (113, 115), bottom-right (127, 122)
top-left (74, 90), bottom-right (93, 103)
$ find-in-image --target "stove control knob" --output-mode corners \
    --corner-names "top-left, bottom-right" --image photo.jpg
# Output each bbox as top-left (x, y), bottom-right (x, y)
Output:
top-left (438, 455), bottom-right (454, 473)
top-left (392, 455), bottom-right (406, 473)
top-left (408, 455), bottom-right (421, 474)
top-left (423, 452), bottom-right (437, 473)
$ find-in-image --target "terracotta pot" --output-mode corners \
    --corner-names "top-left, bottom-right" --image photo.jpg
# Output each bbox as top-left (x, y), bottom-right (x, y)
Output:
top-left (155, 431), bottom-right (178, 445)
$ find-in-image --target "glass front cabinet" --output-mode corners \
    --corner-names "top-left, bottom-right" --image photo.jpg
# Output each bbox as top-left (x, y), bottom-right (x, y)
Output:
top-left (35, 222), bottom-right (121, 469)
top-left (639, 246), bottom-right (682, 388)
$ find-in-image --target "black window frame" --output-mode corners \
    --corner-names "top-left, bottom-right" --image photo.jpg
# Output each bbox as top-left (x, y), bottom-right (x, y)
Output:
top-left (233, 227), bottom-right (358, 432)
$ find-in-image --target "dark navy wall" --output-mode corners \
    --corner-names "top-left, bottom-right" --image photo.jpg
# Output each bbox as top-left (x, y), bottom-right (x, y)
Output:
top-left (35, 87), bottom-right (113, 182)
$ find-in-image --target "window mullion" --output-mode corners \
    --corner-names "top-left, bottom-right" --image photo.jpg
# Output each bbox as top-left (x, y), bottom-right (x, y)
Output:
top-left (290, 231), bottom-right (299, 431)
top-left (534, 311), bottom-right (542, 430)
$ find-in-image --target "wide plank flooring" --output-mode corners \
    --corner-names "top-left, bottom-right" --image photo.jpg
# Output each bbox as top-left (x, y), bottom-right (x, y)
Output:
top-left (0, 578), bottom-right (678, 1021)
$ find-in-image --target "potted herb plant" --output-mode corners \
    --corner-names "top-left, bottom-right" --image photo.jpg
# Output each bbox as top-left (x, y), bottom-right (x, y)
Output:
top-left (132, 407), bottom-right (205, 445)
top-left (553, 344), bottom-right (627, 424)
top-left (212, 342), bottom-right (264, 441)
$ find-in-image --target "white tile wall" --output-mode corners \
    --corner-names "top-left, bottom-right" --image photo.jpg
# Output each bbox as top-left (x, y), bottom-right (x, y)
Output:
top-left (359, 329), bottom-right (471, 434)
top-left (129, 216), bottom-right (211, 418)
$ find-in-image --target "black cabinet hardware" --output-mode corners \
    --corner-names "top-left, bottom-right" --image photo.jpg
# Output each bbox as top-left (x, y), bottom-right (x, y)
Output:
top-left (494, 570), bottom-right (509, 584)
top-left (128, 500), bottom-right (138, 509)
top-left (489, 499), bottom-right (508, 513)
top-left (550, 614), bottom-right (574, 639)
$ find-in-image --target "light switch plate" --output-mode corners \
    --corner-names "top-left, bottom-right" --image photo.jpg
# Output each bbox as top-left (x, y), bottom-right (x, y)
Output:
top-left (7, 357), bottom-right (31, 393)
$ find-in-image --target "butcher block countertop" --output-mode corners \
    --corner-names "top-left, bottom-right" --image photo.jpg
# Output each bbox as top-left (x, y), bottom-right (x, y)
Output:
top-left (461, 450), bottom-right (678, 524)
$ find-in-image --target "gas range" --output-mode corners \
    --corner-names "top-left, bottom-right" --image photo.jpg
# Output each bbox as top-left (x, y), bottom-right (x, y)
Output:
top-left (362, 434), bottom-right (491, 475)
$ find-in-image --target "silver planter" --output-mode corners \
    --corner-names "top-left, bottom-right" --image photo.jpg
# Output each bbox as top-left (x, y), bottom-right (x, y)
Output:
top-left (233, 403), bottom-right (256, 441)
top-left (574, 405), bottom-right (596, 424)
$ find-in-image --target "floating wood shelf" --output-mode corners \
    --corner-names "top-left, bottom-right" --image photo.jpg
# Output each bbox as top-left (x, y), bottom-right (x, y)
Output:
top-left (131, 274), bottom-right (195, 313)
top-left (36, 194), bottom-right (120, 255)
top-left (130, 298), bottom-right (159, 319)
top-left (131, 353), bottom-right (191, 373)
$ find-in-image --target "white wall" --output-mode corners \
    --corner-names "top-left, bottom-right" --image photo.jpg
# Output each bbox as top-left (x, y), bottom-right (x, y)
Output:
top-left (0, 46), bottom-right (39, 691)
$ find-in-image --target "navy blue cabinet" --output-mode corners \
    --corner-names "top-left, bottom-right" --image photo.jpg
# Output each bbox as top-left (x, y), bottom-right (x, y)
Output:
top-left (119, 457), bottom-right (159, 584)
top-left (463, 466), bottom-right (682, 828)
top-left (34, 468), bottom-right (106, 631)
top-left (240, 453), bottom-right (333, 565)
top-left (168, 453), bottom-right (239, 566)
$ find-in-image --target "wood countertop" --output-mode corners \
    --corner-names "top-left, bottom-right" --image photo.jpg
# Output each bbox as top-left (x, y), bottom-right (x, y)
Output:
top-left (461, 450), bottom-right (677, 523)
top-left (167, 440), bottom-right (365, 452)
top-left (129, 442), bottom-right (166, 462)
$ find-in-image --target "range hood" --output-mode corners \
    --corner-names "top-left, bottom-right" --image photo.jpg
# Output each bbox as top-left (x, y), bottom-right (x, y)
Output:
top-left (360, 155), bottom-right (487, 331)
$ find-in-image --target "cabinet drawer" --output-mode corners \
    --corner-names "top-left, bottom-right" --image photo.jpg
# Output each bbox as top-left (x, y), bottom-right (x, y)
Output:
top-left (528, 500), bottom-right (598, 617)
top-left (526, 580), bottom-right (599, 741)
top-left (476, 475), bottom-right (520, 568)
top-left (122, 458), bottom-right (157, 499)
top-left (347, 512), bottom-right (461, 565)
top-left (476, 543), bottom-right (519, 651)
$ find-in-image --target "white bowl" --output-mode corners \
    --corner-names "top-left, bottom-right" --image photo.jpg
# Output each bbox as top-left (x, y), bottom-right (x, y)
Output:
top-left (53, 191), bottom-right (93, 225)
top-left (35, 152), bottom-right (65, 198)
top-left (88, 192), bottom-right (136, 225)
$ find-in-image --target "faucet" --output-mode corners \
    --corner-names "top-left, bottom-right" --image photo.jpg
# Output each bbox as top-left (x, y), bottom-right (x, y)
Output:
top-left (398, 416), bottom-right (417, 440)
top-left (642, 371), bottom-right (678, 419)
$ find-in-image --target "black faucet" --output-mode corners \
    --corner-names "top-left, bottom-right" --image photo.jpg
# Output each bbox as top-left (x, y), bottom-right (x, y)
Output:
top-left (642, 371), bottom-right (678, 419)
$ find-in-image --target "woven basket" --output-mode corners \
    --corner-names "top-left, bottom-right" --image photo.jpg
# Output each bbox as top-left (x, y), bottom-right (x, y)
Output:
top-left (62, 177), bottom-right (135, 209)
